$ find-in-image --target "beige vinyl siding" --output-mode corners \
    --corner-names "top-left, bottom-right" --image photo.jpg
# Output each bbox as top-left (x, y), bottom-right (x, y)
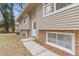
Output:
top-left (29, 7), bottom-right (36, 28)
top-left (30, 8), bottom-right (36, 20)
top-left (36, 4), bottom-right (43, 20)
top-left (19, 15), bottom-right (29, 30)
top-left (36, 4), bottom-right (79, 30)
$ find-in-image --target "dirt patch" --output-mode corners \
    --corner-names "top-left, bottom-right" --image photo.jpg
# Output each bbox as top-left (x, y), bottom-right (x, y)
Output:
top-left (0, 34), bottom-right (29, 56)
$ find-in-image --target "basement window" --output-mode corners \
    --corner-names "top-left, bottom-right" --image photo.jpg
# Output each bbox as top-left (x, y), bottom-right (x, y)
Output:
top-left (46, 32), bottom-right (75, 55)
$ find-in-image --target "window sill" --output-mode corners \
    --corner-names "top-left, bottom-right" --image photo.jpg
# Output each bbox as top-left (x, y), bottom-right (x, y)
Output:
top-left (46, 42), bottom-right (75, 55)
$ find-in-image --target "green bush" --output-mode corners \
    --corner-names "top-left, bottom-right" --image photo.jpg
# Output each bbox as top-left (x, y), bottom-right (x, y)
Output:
top-left (16, 32), bottom-right (20, 35)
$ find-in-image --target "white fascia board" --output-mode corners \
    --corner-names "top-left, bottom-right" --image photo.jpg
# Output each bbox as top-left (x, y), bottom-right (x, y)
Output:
top-left (17, 4), bottom-right (30, 21)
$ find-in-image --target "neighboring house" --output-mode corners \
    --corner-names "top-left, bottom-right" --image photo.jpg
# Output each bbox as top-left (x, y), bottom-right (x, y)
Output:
top-left (17, 3), bottom-right (79, 56)
top-left (14, 22), bottom-right (19, 32)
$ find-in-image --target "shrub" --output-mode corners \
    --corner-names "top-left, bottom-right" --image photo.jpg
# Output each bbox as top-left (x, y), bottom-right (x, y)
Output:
top-left (16, 32), bottom-right (20, 35)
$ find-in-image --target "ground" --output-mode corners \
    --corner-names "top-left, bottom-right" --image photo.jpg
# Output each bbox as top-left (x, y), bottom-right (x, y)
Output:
top-left (0, 34), bottom-right (29, 56)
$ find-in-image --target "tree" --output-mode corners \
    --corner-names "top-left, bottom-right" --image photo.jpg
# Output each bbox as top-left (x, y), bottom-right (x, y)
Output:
top-left (0, 3), bottom-right (15, 32)
top-left (0, 4), bottom-right (9, 32)
top-left (8, 4), bottom-right (15, 32)
top-left (0, 3), bottom-right (24, 32)
top-left (14, 3), bottom-right (24, 12)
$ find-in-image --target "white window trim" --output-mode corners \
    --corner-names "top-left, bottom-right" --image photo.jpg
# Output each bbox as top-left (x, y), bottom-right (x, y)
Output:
top-left (43, 3), bottom-right (79, 17)
top-left (46, 32), bottom-right (75, 55)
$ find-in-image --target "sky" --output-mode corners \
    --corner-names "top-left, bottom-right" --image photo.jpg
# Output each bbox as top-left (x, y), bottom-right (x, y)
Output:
top-left (14, 4), bottom-right (20, 20)
top-left (13, 4), bottom-right (23, 20)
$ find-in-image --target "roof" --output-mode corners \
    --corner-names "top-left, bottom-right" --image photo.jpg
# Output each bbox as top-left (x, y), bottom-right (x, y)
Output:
top-left (17, 3), bottom-right (37, 22)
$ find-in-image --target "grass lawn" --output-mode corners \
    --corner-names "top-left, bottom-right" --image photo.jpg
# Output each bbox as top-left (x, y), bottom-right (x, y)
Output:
top-left (0, 34), bottom-right (29, 56)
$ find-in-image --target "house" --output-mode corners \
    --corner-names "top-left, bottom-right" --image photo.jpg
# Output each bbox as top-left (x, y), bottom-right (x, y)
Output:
top-left (17, 3), bottom-right (79, 56)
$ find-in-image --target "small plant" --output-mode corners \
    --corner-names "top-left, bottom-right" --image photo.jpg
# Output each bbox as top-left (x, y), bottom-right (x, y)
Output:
top-left (16, 32), bottom-right (20, 35)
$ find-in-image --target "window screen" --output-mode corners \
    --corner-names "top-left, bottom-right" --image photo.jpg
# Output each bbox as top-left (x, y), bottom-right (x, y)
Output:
top-left (56, 3), bottom-right (72, 10)
top-left (44, 3), bottom-right (54, 15)
top-left (47, 32), bottom-right (73, 50)
top-left (57, 34), bottom-right (72, 49)
top-left (48, 33), bottom-right (56, 44)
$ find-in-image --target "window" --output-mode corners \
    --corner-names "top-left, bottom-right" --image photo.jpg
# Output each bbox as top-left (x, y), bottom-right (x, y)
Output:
top-left (46, 32), bottom-right (75, 55)
top-left (44, 3), bottom-right (54, 15)
top-left (57, 34), bottom-right (72, 49)
top-left (48, 33), bottom-right (56, 44)
top-left (34, 22), bottom-right (36, 29)
top-left (23, 16), bottom-right (27, 24)
top-left (23, 15), bottom-right (29, 24)
top-left (43, 3), bottom-right (72, 16)
top-left (56, 3), bottom-right (72, 10)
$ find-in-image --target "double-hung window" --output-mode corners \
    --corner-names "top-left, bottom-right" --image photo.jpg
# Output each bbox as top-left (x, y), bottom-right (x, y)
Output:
top-left (46, 32), bottom-right (75, 55)
top-left (43, 3), bottom-right (72, 16)
top-left (23, 16), bottom-right (27, 24)
top-left (44, 3), bottom-right (54, 15)
top-left (23, 15), bottom-right (29, 24)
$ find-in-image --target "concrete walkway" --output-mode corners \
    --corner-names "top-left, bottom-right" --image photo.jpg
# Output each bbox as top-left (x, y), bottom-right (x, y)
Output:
top-left (21, 38), bottom-right (58, 56)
